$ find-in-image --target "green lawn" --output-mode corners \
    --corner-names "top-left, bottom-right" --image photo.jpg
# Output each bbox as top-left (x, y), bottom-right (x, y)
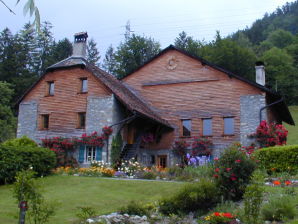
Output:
top-left (284, 105), bottom-right (298, 145)
top-left (0, 176), bottom-right (183, 224)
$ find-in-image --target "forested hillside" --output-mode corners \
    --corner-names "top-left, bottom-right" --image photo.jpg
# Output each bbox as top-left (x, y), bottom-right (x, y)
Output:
top-left (0, 1), bottom-right (297, 142)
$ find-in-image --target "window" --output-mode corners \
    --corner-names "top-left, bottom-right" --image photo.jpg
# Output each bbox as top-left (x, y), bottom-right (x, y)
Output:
top-left (202, 118), bottom-right (212, 136)
top-left (157, 155), bottom-right (167, 168)
top-left (48, 81), bottom-right (54, 96)
top-left (224, 117), bottom-right (234, 135)
top-left (81, 78), bottom-right (88, 93)
top-left (41, 114), bottom-right (49, 129)
top-left (77, 112), bottom-right (86, 129)
top-left (85, 146), bottom-right (96, 162)
top-left (181, 119), bottom-right (191, 137)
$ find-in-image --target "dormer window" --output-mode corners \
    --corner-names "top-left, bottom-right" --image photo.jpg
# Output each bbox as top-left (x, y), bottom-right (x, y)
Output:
top-left (48, 81), bottom-right (55, 96)
top-left (81, 78), bottom-right (88, 93)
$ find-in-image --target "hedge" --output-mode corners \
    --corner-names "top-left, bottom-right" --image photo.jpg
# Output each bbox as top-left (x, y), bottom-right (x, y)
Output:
top-left (0, 145), bottom-right (56, 184)
top-left (254, 145), bottom-right (298, 173)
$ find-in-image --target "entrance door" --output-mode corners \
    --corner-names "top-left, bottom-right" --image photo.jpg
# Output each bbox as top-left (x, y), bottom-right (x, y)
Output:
top-left (157, 155), bottom-right (167, 168)
top-left (127, 125), bottom-right (135, 144)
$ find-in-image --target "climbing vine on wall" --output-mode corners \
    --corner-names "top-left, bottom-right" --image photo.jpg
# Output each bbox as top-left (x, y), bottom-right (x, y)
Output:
top-left (42, 126), bottom-right (113, 167)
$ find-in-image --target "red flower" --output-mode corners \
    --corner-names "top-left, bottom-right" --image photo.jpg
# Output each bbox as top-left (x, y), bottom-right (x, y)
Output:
top-left (213, 212), bottom-right (221, 217)
top-left (226, 168), bottom-right (232, 172)
top-left (222, 213), bottom-right (234, 218)
top-left (285, 180), bottom-right (291, 186)
top-left (235, 159), bottom-right (241, 163)
top-left (214, 157), bottom-right (219, 161)
top-left (213, 174), bottom-right (219, 178)
top-left (230, 176), bottom-right (237, 181)
top-left (215, 168), bottom-right (220, 172)
top-left (273, 180), bottom-right (281, 185)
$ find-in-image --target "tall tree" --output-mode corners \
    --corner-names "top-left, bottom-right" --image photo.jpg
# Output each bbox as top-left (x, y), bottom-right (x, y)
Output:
top-left (0, 82), bottom-right (16, 142)
top-left (113, 34), bottom-right (161, 79)
top-left (261, 47), bottom-right (298, 104)
top-left (35, 21), bottom-right (55, 75)
top-left (51, 38), bottom-right (72, 62)
top-left (87, 38), bottom-right (100, 66)
top-left (102, 45), bottom-right (117, 75)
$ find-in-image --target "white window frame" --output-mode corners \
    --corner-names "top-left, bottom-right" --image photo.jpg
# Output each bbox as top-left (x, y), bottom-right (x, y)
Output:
top-left (84, 146), bottom-right (96, 163)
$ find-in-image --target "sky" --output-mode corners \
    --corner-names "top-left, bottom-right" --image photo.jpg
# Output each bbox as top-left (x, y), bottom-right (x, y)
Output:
top-left (0, 0), bottom-right (296, 57)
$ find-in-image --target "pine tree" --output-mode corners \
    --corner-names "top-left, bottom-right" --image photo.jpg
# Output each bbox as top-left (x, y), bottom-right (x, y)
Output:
top-left (87, 38), bottom-right (100, 66)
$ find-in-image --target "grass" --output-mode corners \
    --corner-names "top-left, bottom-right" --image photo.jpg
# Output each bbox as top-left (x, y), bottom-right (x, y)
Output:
top-left (284, 105), bottom-right (298, 145)
top-left (0, 175), bottom-right (184, 224)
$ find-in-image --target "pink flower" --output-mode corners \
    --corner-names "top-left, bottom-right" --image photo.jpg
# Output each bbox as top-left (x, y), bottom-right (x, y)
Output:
top-left (215, 168), bottom-right (220, 172)
top-left (214, 157), bottom-right (219, 161)
top-left (226, 168), bottom-right (232, 172)
top-left (235, 159), bottom-right (241, 163)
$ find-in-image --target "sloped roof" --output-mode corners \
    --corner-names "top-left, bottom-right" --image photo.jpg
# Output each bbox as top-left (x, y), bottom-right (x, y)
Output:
top-left (17, 56), bottom-right (172, 128)
top-left (122, 45), bottom-right (295, 125)
top-left (86, 64), bottom-right (172, 128)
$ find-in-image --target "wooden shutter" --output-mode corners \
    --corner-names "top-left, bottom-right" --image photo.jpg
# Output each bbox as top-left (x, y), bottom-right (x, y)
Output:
top-left (78, 145), bottom-right (85, 163)
top-left (96, 147), bottom-right (102, 161)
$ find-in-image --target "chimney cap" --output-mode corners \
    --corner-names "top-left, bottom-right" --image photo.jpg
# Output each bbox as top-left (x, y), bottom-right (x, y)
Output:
top-left (255, 61), bottom-right (265, 66)
top-left (74, 32), bottom-right (88, 43)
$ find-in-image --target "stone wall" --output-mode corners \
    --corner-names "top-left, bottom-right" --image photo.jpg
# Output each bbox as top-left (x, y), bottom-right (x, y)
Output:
top-left (17, 101), bottom-right (38, 141)
top-left (240, 94), bottom-right (267, 146)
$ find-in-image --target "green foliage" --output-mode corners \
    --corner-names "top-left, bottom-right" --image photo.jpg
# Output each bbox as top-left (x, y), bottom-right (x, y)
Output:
top-left (261, 194), bottom-right (297, 222)
top-left (13, 170), bottom-right (55, 224)
top-left (103, 33), bottom-right (160, 78)
top-left (284, 106), bottom-right (298, 145)
top-left (119, 200), bottom-right (151, 216)
top-left (261, 47), bottom-right (298, 104)
top-left (0, 144), bottom-right (56, 184)
top-left (254, 145), bottom-right (298, 173)
top-left (214, 146), bottom-right (257, 201)
top-left (242, 170), bottom-right (265, 224)
top-left (266, 29), bottom-right (295, 49)
top-left (110, 133), bottom-right (123, 167)
top-left (2, 136), bottom-right (37, 147)
top-left (76, 206), bottom-right (96, 223)
top-left (87, 38), bottom-right (101, 66)
top-left (0, 82), bottom-right (16, 142)
top-left (159, 179), bottom-right (219, 215)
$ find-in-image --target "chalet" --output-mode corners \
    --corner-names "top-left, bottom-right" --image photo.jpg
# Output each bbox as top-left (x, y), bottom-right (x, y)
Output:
top-left (17, 32), bottom-right (294, 167)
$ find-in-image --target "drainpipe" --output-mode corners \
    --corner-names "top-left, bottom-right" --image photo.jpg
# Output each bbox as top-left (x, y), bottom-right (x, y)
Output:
top-left (259, 98), bottom-right (284, 123)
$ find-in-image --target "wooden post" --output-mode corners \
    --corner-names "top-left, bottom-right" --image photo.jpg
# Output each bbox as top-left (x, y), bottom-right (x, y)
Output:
top-left (19, 201), bottom-right (28, 224)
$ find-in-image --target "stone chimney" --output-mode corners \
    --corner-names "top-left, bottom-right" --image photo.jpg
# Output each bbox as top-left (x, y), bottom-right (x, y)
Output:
top-left (255, 61), bottom-right (265, 86)
top-left (73, 32), bottom-right (88, 58)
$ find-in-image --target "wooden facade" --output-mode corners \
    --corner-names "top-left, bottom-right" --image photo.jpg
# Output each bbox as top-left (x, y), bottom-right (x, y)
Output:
top-left (123, 50), bottom-right (264, 149)
top-left (17, 42), bottom-right (294, 167)
top-left (23, 68), bottom-right (112, 133)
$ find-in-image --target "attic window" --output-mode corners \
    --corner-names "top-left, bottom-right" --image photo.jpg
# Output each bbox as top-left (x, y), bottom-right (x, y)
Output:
top-left (48, 81), bottom-right (55, 96)
top-left (81, 78), bottom-right (88, 93)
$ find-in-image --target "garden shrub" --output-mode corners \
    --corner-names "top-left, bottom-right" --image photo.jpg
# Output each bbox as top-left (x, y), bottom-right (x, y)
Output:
top-left (251, 120), bottom-right (288, 147)
top-left (119, 200), bottom-right (151, 216)
top-left (2, 136), bottom-right (37, 147)
top-left (111, 133), bottom-right (123, 168)
top-left (213, 146), bottom-right (256, 201)
top-left (0, 144), bottom-right (56, 184)
top-left (242, 170), bottom-right (265, 224)
top-left (159, 178), bottom-right (219, 215)
top-left (254, 145), bottom-right (298, 173)
top-left (261, 195), bottom-right (297, 222)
